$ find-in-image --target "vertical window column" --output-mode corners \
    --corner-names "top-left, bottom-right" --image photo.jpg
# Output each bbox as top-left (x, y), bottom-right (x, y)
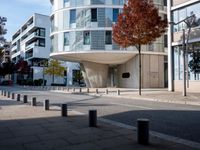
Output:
top-left (105, 31), bottom-right (112, 44)
top-left (83, 31), bottom-right (90, 45)
top-left (70, 9), bottom-right (76, 24)
top-left (91, 8), bottom-right (97, 22)
top-left (113, 8), bottom-right (119, 22)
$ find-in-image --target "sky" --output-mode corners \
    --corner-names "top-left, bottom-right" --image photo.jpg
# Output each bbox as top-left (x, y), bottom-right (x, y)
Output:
top-left (0, 0), bottom-right (51, 41)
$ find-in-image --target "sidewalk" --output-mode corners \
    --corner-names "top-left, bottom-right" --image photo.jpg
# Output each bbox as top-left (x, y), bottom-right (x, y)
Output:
top-left (48, 87), bottom-right (200, 106)
top-left (0, 95), bottom-right (198, 150)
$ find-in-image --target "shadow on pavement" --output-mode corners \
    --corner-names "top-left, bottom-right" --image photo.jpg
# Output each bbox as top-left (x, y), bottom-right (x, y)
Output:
top-left (103, 109), bottom-right (200, 143)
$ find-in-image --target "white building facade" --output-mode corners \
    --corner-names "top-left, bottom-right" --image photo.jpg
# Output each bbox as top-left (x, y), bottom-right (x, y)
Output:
top-left (168, 0), bottom-right (200, 92)
top-left (11, 13), bottom-right (76, 85)
top-left (50, 0), bottom-right (168, 88)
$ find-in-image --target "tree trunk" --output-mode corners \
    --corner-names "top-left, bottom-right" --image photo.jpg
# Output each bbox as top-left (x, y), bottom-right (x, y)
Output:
top-left (138, 45), bottom-right (142, 96)
top-left (52, 66), bottom-right (55, 84)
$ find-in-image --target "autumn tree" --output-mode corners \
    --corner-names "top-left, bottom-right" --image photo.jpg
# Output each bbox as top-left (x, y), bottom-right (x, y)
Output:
top-left (44, 59), bottom-right (66, 84)
top-left (14, 58), bottom-right (30, 82)
top-left (113, 0), bottom-right (168, 95)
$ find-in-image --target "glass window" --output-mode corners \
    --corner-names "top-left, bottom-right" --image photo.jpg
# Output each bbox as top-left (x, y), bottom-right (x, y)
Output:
top-left (37, 28), bottom-right (45, 37)
top-left (64, 0), bottom-right (69, 7)
top-left (187, 3), bottom-right (200, 27)
top-left (83, 31), bottom-right (90, 45)
top-left (70, 9), bottom-right (76, 24)
top-left (91, 8), bottom-right (97, 22)
top-left (105, 8), bottom-right (112, 27)
top-left (105, 31), bottom-right (112, 44)
top-left (164, 35), bottom-right (168, 48)
top-left (174, 46), bottom-right (180, 80)
top-left (64, 32), bottom-right (69, 46)
top-left (113, 9), bottom-right (119, 22)
top-left (178, 8), bottom-right (186, 31)
top-left (38, 39), bottom-right (45, 47)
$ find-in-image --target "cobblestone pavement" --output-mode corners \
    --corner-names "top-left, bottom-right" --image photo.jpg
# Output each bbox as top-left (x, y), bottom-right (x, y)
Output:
top-left (0, 94), bottom-right (199, 150)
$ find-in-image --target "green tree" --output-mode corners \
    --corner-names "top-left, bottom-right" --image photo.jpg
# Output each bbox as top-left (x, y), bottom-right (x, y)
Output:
top-left (113, 0), bottom-right (168, 95)
top-left (44, 59), bottom-right (66, 84)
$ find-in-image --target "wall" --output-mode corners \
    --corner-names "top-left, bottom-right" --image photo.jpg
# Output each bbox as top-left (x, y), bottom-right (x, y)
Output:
top-left (174, 80), bottom-right (200, 92)
top-left (118, 54), bottom-right (165, 88)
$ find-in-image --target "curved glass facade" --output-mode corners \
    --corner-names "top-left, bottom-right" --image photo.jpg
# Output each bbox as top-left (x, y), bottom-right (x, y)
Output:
top-left (172, 2), bottom-right (200, 32)
top-left (50, 0), bottom-right (166, 53)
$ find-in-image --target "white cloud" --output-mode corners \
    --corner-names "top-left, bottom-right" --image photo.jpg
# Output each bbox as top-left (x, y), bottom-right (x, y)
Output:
top-left (16, 0), bottom-right (51, 7)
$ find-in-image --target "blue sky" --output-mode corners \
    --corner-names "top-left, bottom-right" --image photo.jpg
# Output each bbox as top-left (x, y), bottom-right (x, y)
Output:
top-left (0, 0), bottom-right (51, 41)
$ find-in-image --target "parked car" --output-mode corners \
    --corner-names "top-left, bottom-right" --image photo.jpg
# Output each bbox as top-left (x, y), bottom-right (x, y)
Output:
top-left (0, 80), bottom-right (13, 86)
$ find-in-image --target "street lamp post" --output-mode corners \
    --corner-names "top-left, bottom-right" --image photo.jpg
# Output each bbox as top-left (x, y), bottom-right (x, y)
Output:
top-left (170, 14), bottom-right (196, 96)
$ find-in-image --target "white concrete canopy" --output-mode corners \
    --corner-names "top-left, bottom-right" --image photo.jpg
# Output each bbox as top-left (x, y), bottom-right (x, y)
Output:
top-left (50, 51), bottom-right (138, 65)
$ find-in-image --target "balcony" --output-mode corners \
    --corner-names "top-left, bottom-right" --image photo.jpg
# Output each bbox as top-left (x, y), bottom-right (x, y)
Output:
top-left (24, 31), bottom-right (45, 44)
top-left (11, 45), bottom-right (17, 52)
top-left (25, 52), bottom-right (33, 59)
top-left (25, 42), bottom-right (36, 51)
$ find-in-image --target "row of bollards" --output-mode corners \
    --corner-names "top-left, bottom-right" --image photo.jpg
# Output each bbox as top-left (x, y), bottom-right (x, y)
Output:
top-left (22, 86), bottom-right (122, 96)
top-left (0, 89), bottom-right (149, 145)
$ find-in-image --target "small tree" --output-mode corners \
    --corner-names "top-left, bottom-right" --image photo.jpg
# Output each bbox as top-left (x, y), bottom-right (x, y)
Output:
top-left (1, 60), bottom-right (15, 77)
top-left (44, 59), bottom-right (66, 84)
top-left (14, 58), bottom-right (30, 82)
top-left (113, 0), bottom-right (168, 95)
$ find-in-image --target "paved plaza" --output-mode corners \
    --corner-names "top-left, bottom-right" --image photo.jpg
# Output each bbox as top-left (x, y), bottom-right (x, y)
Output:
top-left (0, 86), bottom-right (200, 150)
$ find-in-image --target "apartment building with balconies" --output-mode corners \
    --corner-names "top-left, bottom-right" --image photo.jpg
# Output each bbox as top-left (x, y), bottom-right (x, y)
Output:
top-left (168, 0), bottom-right (200, 92)
top-left (11, 13), bottom-right (68, 85)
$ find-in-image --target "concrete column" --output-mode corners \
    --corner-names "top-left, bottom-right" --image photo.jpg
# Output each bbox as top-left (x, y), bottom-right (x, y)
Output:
top-left (167, 0), bottom-right (174, 92)
top-left (82, 61), bottom-right (109, 88)
top-left (80, 63), bottom-right (91, 87)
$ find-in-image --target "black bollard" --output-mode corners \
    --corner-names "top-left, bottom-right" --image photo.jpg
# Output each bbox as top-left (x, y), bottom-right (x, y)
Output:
top-left (79, 88), bottom-right (82, 93)
top-left (89, 110), bottom-right (97, 127)
top-left (61, 104), bottom-right (68, 117)
top-left (12, 93), bottom-right (15, 99)
top-left (1, 90), bottom-right (3, 95)
top-left (32, 97), bottom-right (37, 106)
top-left (137, 119), bottom-right (149, 145)
top-left (4, 91), bottom-right (6, 97)
top-left (73, 88), bottom-right (75, 92)
top-left (96, 89), bottom-right (98, 94)
top-left (44, 99), bottom-right (49, 110)
top-left (17, 94), bottom-right (20, 101)
top-left (7, 92), bottom-right (10, 98)
top-left (23, 95), bottom-right (28, 103)
top-left (87, 88), bottom-right (89, 93)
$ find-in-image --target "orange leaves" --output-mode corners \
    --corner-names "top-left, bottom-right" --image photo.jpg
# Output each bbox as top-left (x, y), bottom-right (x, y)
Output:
top-left (112, 0), bottom-right (168, 49)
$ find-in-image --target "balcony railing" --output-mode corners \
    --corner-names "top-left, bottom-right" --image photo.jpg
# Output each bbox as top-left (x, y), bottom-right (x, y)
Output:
top-left (25, 42), bottom-right (36, 51)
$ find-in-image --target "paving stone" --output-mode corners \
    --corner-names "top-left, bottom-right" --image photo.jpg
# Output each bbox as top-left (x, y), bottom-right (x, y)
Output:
top-left (64, 134), bottom-right (101, 145)
top-left (66, 143), bottom-right (102, 150)
top-left (24, 139), bottom-right (69, 150)
top-left (0, 132), bottom-right (14, 140)
top-left (0, 135), bottom-right (39, 146)
top-left (94, 137), bottom-right (132, 149)
top-left (70, 127), bottom-right (102, 135)
top-left (38, 131), bottom-right (75, 141)
top-left (0, 145), bottom-right (26, 150)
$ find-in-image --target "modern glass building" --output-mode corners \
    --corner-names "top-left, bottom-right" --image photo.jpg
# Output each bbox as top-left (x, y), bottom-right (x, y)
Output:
top-left (50, 0), bottom-right (167, 88)
top-left (168, 0), bottom-right (200, 92)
